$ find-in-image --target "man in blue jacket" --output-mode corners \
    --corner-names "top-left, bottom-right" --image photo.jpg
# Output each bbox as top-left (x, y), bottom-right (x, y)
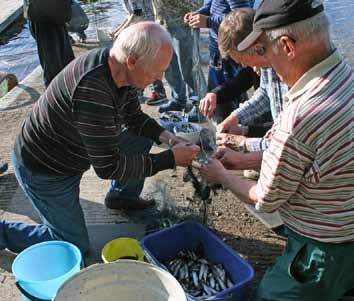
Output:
top-left (185, 0), bottom-right (254, 122)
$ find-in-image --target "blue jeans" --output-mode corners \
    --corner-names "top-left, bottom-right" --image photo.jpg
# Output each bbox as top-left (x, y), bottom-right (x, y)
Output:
top-left (0, 151), bottom-right (89, 254)
top-left (109, 131), bottom-right (153, 197)
top-left (164, 24), bottom-right (197, 103)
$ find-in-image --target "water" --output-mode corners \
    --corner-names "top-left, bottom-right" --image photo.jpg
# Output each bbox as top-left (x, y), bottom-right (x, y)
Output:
top-left (0, 20), bottom-right (38, 83)
top-left (0, 0), bottom-right (353, 84)
top-left (0, 0), bottom-right (127, 83)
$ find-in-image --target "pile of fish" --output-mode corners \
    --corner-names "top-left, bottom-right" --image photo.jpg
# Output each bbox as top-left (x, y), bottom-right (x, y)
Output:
top-left (164, 249), bottom-right (234, 299)
top-left (175, 123), bottom-right (198, 133)
top-left (160, 111), bottom-right (184, 122)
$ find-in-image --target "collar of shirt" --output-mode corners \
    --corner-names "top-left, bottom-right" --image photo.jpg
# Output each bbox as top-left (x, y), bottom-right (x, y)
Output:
top-left (284, 50), bottom-right (342, 104)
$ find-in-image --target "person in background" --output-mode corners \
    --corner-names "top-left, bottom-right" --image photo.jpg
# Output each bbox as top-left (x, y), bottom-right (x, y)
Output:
top-left (202, 1), bottom-right (354, 299)
top-left (66, 0), bottom-right (89, 43)
top-left (116, 0), bottom-right (168, 104)
top-left (150, 0), bottom-right (204, 121)
top-left (23, 0), bottom-right (75, 87)
top-left (0, 22), bottom-right (199, 254)
top-left (185, 0), bottom-right (254, 123)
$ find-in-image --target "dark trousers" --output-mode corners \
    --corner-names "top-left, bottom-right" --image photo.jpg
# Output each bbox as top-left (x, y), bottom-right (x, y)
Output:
top-left (29, 21), bottom-right (74, 87)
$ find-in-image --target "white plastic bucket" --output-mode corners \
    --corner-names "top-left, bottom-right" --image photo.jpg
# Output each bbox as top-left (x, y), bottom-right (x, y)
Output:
top-left (53, 260), bottom-right (187, 301)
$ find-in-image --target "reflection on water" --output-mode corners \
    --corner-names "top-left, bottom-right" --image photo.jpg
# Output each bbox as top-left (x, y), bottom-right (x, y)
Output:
top-left (0, 0), bottom-right (352, 84)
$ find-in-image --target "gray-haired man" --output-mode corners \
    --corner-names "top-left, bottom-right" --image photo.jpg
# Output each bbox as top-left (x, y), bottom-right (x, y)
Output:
top-left (202, 1), bottom-right (354, 299)
top-left (1, 22), bottom-right (199, 254)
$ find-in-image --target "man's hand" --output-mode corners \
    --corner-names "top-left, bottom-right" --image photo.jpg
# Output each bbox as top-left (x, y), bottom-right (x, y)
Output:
top-left (217, 113), bottom-right (240, 134)
top-left (171, 143), bottom-right (200, 167)
top-left (216, 133), bottom-right (246, 150)
top-left (184, 11), bottom-right (194, 24)
top-left (187, 12), bottom-right (208, 28)
top-left (214, 147), bottom-right (247, 170)
top-left (159, 130), bottom-right (188, 146)
top-left (200, 158), bottom-right (226, 184)
top-left (199, 93), bottom-right (217, 117)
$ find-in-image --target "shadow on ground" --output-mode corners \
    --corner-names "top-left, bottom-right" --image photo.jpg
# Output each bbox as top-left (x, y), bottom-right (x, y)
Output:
top-left (0, 84), bottom-right (40, 112)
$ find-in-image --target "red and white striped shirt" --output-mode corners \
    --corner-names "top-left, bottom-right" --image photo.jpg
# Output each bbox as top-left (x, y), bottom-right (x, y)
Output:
top-left (256, 51), bottom-right (354, 243)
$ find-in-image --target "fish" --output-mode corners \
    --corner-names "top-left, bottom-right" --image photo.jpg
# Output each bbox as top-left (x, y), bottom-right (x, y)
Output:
top-left (164, 249), bottom-right (234, 299)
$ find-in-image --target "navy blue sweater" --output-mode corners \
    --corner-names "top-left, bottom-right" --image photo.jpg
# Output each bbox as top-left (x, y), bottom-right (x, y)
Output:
top-left (198, 0), bottom-right (254, 56)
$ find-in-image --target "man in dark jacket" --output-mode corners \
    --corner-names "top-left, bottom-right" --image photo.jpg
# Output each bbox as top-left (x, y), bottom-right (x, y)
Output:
top-left (24, 0), bottom-right (75, 87)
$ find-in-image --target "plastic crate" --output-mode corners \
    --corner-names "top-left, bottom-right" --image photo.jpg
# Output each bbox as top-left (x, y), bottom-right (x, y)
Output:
top-left (140, 222), bottom-right (254, 301)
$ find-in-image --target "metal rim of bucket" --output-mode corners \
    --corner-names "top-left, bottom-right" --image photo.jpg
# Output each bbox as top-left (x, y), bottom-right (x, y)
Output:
top-left (54, 260), bottom-right (187, 301)
top-left (12, 240), bottom-right (82, 285)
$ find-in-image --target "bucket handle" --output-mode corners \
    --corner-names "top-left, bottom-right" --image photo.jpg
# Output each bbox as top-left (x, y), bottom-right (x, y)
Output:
top-left (15, 282), bottom-right (51, 301)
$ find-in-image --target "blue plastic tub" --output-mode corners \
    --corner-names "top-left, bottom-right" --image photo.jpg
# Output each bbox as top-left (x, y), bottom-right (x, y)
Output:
top-left (12, 241), bottom-right (82, 301)
top-left (140, 222), bottom-right (254, 301)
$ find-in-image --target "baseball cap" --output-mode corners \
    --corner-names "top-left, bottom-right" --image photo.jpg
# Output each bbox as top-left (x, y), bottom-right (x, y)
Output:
top-left (237, 0), bottom-right (324, 51)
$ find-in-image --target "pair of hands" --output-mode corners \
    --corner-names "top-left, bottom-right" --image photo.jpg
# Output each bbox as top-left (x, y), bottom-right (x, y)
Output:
top-left (199, 97), bottom-right (242, 135)
top-left (200, 147), bottom-right (248, 183)
top-left (159, 131), bottom-right (200, 167)
top-left (160, 130), bottom-right (227, 184)
top-left (200, 114), bottom-right (249, 184)
top-left (216, 113), bottom-right (248, 150)
top-left (184, 11), bottom-right (208, 28)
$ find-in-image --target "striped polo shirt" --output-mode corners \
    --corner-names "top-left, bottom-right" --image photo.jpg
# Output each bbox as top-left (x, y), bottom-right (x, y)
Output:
top-left (14, 48), bottom-right (174, 183)
top-left (256, 51), bottom-right (353, 243)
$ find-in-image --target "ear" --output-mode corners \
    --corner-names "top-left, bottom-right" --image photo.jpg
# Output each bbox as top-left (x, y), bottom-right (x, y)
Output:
top-left (279, 36), bottom-right (296, 59)
top-left (126, 54), bottom-right (139, 70)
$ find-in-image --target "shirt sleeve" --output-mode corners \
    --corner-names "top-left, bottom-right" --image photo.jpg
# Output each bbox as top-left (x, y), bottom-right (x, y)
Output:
top-left (197, 0), bottom-right (211, 16)
top-left (72, 77), bottom-right (174, 183)
top-left (246, 138), bottom-right (263, 152)
top-left (120, 88), bottom-right (165, 143)
top-left (227, 0), bottom-right (252, 10)
top-left (212, 67), bottom-right (257, 104)
top-left (256, 128), bottom-right (315, 213)
top-left (233, 71), bottom-right (271, 125)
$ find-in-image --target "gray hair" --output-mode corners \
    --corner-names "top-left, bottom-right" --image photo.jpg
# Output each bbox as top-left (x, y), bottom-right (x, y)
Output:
top-left (266, 12), bottom-right (331, 52)
top-left (111, 21), bottom-right (172, 70)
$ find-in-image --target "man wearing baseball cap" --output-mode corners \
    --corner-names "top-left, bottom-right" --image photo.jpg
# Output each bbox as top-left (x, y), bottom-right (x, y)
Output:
top-left (201, 0), bottom-right (354, 300)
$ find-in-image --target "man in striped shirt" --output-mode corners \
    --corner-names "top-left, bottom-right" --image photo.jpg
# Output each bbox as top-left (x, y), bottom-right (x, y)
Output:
top-left (201, 0), bottom-right (353, 299)
top-left (0, 22), bottom-right (199, 254)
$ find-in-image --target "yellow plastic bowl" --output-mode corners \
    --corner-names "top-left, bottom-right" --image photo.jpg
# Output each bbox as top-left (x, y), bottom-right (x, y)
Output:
top-left (101, 237), bottom-right (145, 263)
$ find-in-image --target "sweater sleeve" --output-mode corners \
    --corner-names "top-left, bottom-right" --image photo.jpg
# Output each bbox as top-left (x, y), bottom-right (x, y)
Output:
top-left (207, 0), bottom-right (251, 32)
top-left (72, 77), bottom-right (174, 183)
top-left (197, 0), bottom-right (212, 16)
top-left (212, 67), bottom-right (259, 103)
